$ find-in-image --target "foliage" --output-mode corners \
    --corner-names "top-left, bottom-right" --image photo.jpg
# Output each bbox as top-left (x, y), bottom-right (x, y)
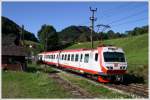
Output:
top-left (126, 25), bottom-right (148, 36)
top-left (60, 73), bottom-right (131, 98)
top-left (37, 24), bottom-right (59, 51)
top-left (58, 25), bottom-right (97, 43)
top-left (66, 34), bottom-right (148, 82)
top-left (2, 16), bottom-right (38, 42)
top-left (2, 71), bottom-right (73, 98)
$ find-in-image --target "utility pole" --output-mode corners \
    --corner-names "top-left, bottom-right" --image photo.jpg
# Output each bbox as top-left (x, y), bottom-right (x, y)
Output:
top-left (45, 32), bottom-right (48, 52)
top-left (44, 32), bottom-right (48, 72)
top-left (20, 25), bottom-right (24, 46)
top-left (21, 25), bottom-right (24, 46)
top-left (90, 7), bottom-right (97, 49)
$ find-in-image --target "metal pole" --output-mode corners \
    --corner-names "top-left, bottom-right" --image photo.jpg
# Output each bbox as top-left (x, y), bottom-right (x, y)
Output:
top-left (44, 32), bottom-right (48, 72)
top-left (21, 25), bottom-right (24, 46)
top-left (90, 7), bottom-right (97, 49)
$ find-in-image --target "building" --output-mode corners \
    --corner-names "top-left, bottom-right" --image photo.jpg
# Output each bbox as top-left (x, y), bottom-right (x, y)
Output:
top-left (2, 31), bottom-right (28, 71)
top-left (2, 45), bottom-right (27, 71)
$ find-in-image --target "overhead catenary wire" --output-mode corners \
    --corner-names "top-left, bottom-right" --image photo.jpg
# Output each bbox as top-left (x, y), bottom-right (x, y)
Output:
top-left (107, 9), bottom-right (147, 25)
top-left (110, 17), bottom-right (147, 28)
top-left (101, 3), bottom-right (143, 20)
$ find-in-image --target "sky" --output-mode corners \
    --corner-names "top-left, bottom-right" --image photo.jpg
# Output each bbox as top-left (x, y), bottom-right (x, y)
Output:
top-left (2, 1), bottom-right (148, 37)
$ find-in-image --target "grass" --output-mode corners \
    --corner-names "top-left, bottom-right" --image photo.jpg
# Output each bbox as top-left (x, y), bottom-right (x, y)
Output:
top-left (66, 34), bottom-right (148, 82)
top-left (2, 71), bottom-right (75, 98)
top-left (59, 72), bottom-right (132, 98)
top-left (2, 63), bottom-right (132, 98)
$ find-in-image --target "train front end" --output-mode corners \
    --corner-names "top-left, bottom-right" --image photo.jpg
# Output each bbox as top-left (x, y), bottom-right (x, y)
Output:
top-left (98, 46), bottom-right (127, 82)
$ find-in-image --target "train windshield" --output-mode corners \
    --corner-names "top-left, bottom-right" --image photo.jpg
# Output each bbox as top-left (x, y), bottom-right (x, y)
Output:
top-left (103, 52), bottom-right (125, 62)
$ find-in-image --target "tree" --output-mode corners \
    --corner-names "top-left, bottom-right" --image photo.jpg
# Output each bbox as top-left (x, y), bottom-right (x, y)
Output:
top-left (2, 16), bottom-right (38, 42)
top-left (107, 30), bottom-right (116, 39)
top-left (37, 24), bottom-right (59, 51)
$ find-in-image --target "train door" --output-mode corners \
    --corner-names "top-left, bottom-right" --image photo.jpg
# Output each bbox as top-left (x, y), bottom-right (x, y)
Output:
top-left (81, 51), bottom-right (91, 70)
top-left (91, 51), bottom-right (100, 72)
top-left (79, 53), bottom-right (83, 68)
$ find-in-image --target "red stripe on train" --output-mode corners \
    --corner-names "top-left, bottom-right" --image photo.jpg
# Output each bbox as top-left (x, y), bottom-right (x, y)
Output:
top-left (43, 61), bottom-right (126, 75)
top-left (43, 61), bottom-right (99, 74)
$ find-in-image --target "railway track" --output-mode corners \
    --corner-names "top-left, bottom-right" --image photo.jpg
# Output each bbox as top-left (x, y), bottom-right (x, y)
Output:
top-left (45, 65), bottom-right (149, 98)
top-left (106, 83), bottom-right (148, 98)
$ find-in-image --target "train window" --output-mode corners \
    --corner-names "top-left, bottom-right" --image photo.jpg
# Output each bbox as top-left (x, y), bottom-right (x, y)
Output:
top-left (64, 54), bottom-right (67, 60)
top-left (80, 54), bottom-right (83, 62)
top-left (71, 54), bottom-right (74, 61)
top-left (95, 53), bottom-right (98, 61)
top-left (75, 54), bottom-right (79, 62)
top-left (54, 55), bottom-right (55, 59)
top-left (84, 54), bottom-right (89, 63)
top-left (62, 54), bottom-right (64, 60)
top-left (68, 54), bottom-right (70, 61)
top-left (103, 52), bottom-right (125, 62)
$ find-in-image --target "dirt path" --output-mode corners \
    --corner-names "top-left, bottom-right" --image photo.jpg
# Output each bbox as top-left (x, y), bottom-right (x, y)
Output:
top-left (48, 73), bottom-right (94, 98)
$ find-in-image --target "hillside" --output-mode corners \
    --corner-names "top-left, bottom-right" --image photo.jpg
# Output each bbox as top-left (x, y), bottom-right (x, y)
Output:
top-left (66, 34), bottom-right (148, 82)
top-left (2, 16), bottom-right (38, 42)
top-left (58, 25), bottom-right (97, 43)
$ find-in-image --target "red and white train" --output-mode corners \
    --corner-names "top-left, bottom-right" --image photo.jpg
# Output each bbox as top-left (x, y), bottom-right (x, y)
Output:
top-left (37, 46), bottom-right (127, 82)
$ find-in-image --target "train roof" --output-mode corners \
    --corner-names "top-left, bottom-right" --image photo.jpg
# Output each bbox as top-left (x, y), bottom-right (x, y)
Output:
top-left (38, 45), bottom-right (123, 55)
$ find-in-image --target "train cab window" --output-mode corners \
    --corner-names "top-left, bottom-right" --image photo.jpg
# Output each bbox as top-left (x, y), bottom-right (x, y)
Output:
top-left (75, 54), bottom-right (79, 62)
top-left (71, 54), bottom-right (74, 61)
top-left (64, 54), bottom-right (67, 60)
top-left (80, 54), bottom-right (83, 62)
top-left (95, 53), bottom-right (98, 61)
top-left (84, 54), bottom-right (89, 63)
top-left (68, 54), bottom-right (70, 61)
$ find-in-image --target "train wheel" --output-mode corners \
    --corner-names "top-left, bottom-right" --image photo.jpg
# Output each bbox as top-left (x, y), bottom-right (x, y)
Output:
top-left (116, 75), bottom-right (124, 82)
top-left (97, 76), bottom-right (110, 83)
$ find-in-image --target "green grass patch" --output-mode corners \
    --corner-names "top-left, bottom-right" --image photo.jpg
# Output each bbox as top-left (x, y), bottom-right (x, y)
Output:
top-left (59, 73), bottom-right (132, 98)
top-left (2, 71), bottom-right (74, 98)
top-left (66, 34), bottom-right (148, 82)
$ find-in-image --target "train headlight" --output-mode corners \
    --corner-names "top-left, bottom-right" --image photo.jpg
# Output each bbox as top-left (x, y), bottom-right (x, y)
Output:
top-left (120, 66), bottom-right (126, 70)
top-left (106, 66), bottom-right (113, 70)
top-left (123, 66), bottom-right (126, 70)
top-left (120, 66), bottom-right (122, 69)
top-left (106, 66), bottom-right (110, 69)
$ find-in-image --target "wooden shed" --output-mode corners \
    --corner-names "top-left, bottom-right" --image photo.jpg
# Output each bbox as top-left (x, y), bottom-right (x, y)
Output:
top-left (2, 45), bottom-right (27, 71)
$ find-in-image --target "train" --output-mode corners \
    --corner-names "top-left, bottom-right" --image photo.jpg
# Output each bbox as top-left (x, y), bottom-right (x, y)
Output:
top-left (37, 45), bottom-right (127, 82)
